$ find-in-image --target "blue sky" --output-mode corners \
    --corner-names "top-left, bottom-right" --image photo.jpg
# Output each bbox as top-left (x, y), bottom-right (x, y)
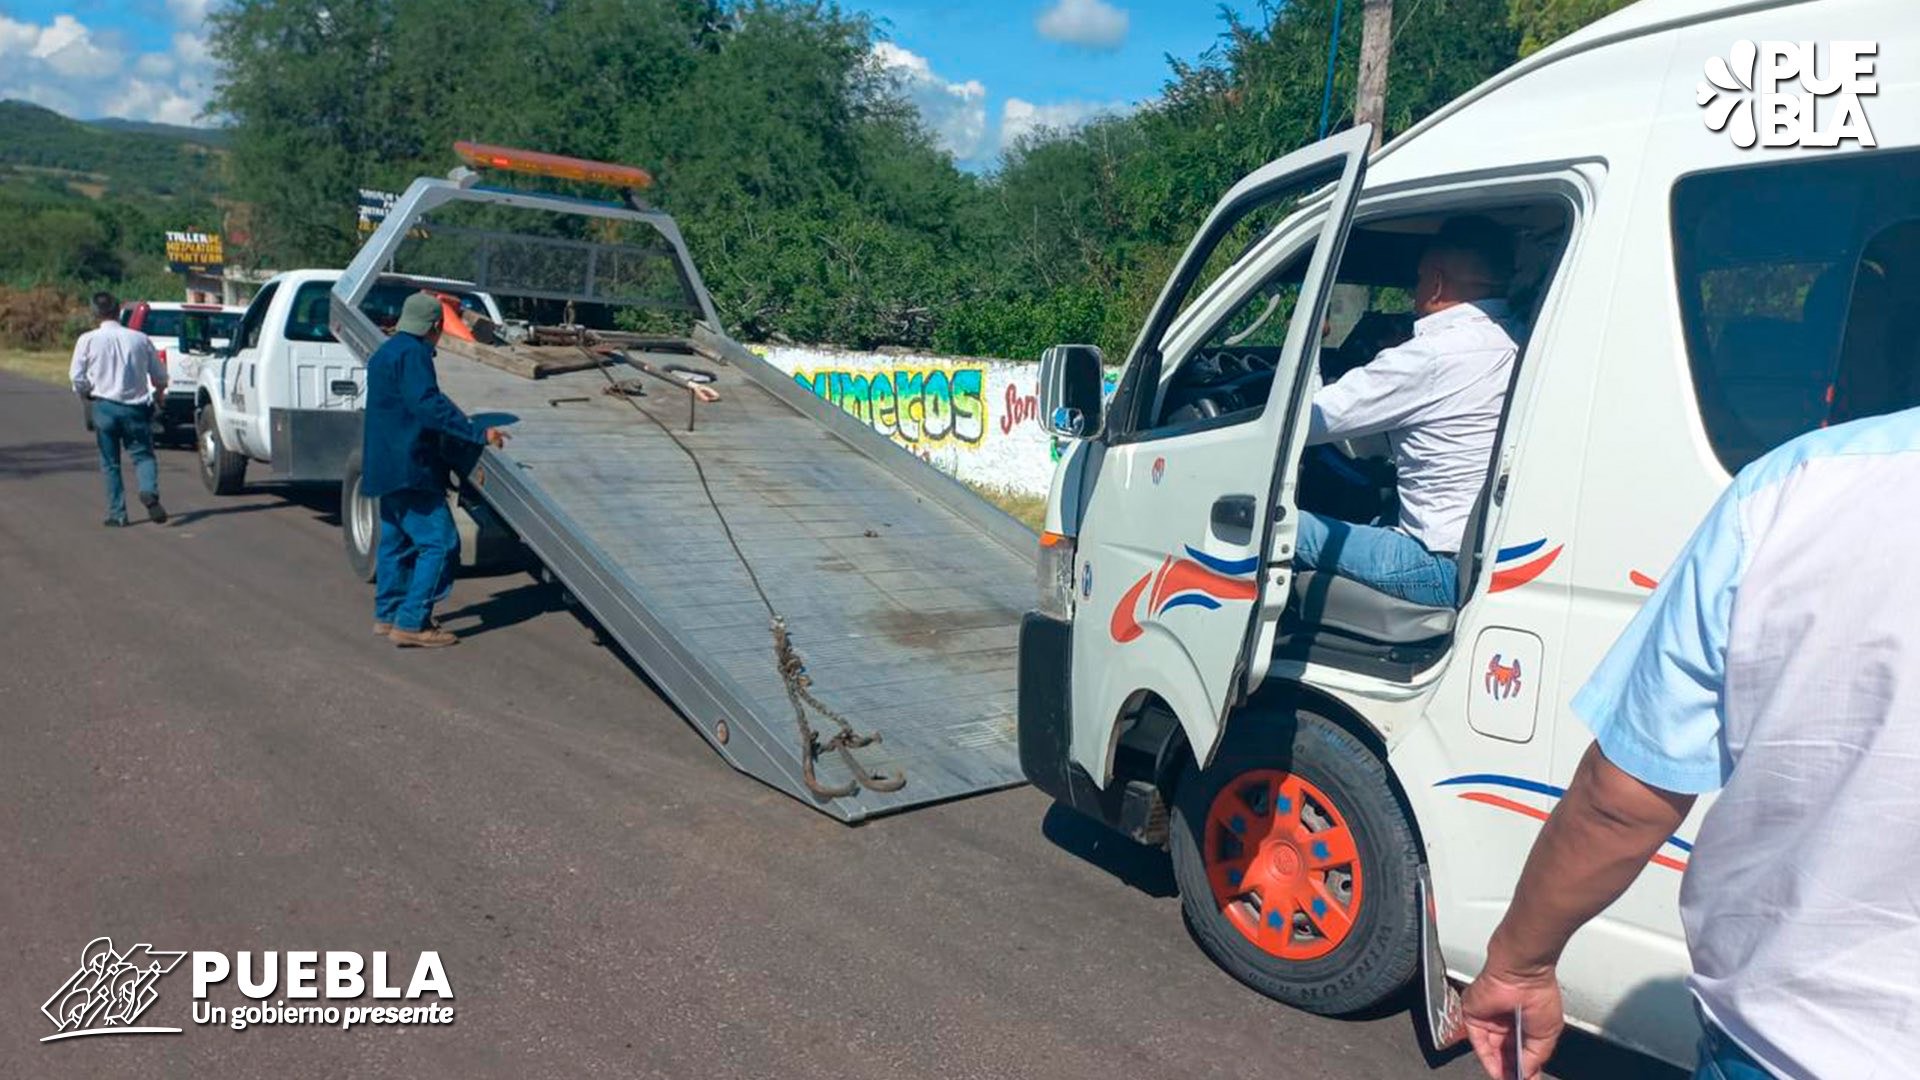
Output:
top-left (0, 0), bottom-right (1242, 169)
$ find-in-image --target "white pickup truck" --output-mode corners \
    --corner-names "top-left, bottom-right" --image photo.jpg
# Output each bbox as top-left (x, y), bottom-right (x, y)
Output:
top-left (193, 268), bottom-right (503, 496)
top-left (120, 300), bottom-right (244, 439)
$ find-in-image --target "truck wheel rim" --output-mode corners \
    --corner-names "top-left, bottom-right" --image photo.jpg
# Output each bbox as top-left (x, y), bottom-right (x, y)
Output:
top-left (200, 426), bottom-right (216, 467)
top-left (350, 479), bottom-right (375, 554)
top-left (1203, 769), bottom-right (1363, 961)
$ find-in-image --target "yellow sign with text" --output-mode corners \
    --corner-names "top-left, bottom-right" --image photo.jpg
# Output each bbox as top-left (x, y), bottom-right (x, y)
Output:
top-left (164, 231), bottom-right (224, 274)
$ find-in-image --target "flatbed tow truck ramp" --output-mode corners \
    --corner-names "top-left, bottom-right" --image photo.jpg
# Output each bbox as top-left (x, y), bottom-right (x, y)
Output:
top-left (332, 145), bottom-right (1033, 822)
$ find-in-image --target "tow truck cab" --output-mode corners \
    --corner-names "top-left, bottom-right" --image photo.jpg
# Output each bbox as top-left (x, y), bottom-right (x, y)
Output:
top-left (1017, 0), bottom-right (1919, 1066)
top-left (193, 270), bottom-right (502, 493)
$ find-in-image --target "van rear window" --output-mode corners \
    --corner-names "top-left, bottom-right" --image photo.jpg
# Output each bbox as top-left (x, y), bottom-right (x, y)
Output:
top-left (1672, 149), bottom-right (1920, 471)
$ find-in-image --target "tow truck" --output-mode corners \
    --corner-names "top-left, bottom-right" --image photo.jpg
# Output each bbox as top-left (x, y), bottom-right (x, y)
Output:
top-left (331, 144), bottom-right (1033, 822)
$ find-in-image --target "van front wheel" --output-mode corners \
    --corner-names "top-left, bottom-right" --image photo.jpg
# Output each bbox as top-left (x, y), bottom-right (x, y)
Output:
top-left (1169, 708), bottom-right (1421, 1016)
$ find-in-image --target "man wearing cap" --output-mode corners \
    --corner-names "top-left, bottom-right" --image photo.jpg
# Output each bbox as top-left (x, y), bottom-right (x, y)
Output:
top-left (362, 291), bottom-right (508, 648)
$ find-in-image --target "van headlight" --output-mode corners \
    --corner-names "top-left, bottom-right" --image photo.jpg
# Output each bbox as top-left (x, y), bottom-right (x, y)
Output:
top-left (1037, 531), bottom-right (1077, 620)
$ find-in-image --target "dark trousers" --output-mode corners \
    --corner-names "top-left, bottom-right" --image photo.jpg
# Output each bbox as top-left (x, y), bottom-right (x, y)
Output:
top-left (92, 399), bottom-right (158, 521)
top-left (374, 489), bottom-right (458, 632)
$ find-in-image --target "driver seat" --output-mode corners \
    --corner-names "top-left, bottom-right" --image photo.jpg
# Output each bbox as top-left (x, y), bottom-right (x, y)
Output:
top-left (1286, 412), bottom-right (1505, 645)
top-left (1289, 568), bottom-right (1458, 643)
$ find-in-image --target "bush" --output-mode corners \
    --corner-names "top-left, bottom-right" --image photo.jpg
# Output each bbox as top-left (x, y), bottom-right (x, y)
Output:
top-left (0, 285), bottom-right (85, 349)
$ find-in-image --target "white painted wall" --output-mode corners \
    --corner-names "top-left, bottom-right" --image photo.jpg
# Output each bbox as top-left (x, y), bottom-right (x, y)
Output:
top-left (755, 344), bottom-right (1064, 498)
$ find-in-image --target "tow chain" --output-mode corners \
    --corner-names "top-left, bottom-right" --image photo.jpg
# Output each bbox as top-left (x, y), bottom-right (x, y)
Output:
top-left (773, 619), bottom-right (905, 796)
top-left (574, 344), bottom-right (905, 800)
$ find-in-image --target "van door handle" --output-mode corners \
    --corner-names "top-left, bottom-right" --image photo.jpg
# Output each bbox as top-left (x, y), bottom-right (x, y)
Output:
top-left (1211, 495), bottom-right (1256, 545)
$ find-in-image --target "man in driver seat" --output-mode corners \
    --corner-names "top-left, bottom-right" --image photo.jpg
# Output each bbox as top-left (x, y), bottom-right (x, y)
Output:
top-left (1296, 216), bottom-right (1521, 608)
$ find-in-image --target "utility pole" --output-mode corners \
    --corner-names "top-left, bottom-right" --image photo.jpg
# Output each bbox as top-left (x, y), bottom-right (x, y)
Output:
top-left (1354, 0), bottom-right (1393, 152)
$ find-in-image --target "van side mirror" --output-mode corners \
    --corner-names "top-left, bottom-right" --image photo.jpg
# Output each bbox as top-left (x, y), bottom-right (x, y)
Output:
top-left (1038, 344), bottom-right (1106, 440)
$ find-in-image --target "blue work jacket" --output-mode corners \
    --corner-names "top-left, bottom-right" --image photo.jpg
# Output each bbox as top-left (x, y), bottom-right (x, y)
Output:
top-left (360, 332), bottom-right (484, 498)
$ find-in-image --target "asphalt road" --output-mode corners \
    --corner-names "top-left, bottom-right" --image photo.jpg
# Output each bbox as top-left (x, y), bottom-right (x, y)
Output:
top-left (0, 371), bottom-right (1681, 1079)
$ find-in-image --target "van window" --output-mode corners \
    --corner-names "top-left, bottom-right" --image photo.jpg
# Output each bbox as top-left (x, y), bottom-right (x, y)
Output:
top-left (1672, 148), bottom-right (1920, 471)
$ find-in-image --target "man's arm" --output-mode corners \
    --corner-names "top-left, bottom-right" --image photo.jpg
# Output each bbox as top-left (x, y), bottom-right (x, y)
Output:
top-left (141, 335), bottom-right (167, 396)
top-left (1306, 343), bottom-right (1434, 445)
top-left (70, 334), bottom-right (91, 396)
top-left (1460, 746), bottom-right (1694, 1078)
top-left (1460, 481), bottom-right (1748, 1078)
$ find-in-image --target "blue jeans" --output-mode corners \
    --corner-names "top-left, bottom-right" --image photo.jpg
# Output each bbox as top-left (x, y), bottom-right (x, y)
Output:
top-left (1693, 1022), bottom-right (1771, 1080)
top-left (92, 399), bottom-right (159, 521)
top-left (374, 488), bottom-right (458, 632)
top-left (1294, 510), bottom-right (1457, 606)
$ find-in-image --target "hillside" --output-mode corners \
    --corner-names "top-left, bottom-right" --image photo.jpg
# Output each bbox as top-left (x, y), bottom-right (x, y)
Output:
top-left (0, 100), bottom-right (226, 199)
top-left (90, 116), bottom-right (232, 147)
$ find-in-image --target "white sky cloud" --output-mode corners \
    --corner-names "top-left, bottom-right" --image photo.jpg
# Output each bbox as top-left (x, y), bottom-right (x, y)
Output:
top-left (0, 9), bottom-right (216, 125)
top-left (999, 96), bottom-right (1132, 151)
top-left (1035, 0), bottom-right (1130, 51)
top-left (873, 41), bottom-right (989, 162)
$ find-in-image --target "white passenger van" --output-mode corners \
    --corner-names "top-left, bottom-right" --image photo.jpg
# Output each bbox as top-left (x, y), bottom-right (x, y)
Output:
top-left (1018, 0), bottom-right (1915, 1065)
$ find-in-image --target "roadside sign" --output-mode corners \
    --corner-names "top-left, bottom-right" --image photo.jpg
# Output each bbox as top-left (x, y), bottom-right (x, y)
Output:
top-left (164, 231), bottom-right (223, 274)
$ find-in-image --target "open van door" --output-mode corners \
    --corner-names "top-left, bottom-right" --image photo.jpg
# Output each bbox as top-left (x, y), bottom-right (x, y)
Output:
top-left (1068, 126), bottom-right (1369, 779)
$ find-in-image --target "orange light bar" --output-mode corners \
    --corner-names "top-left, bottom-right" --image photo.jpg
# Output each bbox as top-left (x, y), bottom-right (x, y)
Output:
top-left (453, 141), bottom-right (654, 190)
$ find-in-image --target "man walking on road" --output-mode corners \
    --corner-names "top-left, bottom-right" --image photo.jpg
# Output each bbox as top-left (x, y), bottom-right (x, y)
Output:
top-left (70, 291), bottom-right (169, 527)
top-left (362, 292), bottom-right (508, 649)
top-left (1459, 406), bottom-right (1920, 1079)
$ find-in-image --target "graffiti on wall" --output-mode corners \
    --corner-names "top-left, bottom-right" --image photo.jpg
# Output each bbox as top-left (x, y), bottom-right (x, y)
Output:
top-left (759, 344), bottom-right (1108, 497)
top-left (793, 366), bottom-right (989, 446)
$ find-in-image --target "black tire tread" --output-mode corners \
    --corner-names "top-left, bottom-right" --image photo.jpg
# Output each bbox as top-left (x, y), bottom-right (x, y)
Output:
top-left (196, 408), bottom-right (246, 496)
top-left (341, 452), bottom-right (378, 583)
top-left (1169, 708), bottom-right (1422, 1016)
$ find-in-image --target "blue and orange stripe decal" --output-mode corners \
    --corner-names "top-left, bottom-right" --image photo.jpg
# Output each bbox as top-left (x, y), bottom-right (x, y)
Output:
top-left (1436, 773), bottom-right (1692, 872)
top-left (1489, 539), bottom-right (1564, 593)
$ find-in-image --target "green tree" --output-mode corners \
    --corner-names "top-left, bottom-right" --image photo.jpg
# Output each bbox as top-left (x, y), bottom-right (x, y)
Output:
top-left (1507, 0), bottom-right (1634, 57)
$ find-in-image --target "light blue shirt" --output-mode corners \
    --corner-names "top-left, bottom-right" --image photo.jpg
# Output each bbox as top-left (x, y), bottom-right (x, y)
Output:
top-left (1573, 406), bottom-right (1920, 1080)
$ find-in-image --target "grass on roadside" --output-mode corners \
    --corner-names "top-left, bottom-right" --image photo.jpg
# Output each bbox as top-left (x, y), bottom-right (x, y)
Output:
top-left (965, 481), bottom-right (1047, 532)
top-left (0, 348), bottom-right (71, 387)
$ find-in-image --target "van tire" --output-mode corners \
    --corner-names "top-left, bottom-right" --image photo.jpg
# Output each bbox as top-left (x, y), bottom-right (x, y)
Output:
top-left (342, 451), bottom-right (379, 583)
top-left (196, 407), bottom-right (246, 495)
top-left (1169, 707), bottom-right (1421, 1016)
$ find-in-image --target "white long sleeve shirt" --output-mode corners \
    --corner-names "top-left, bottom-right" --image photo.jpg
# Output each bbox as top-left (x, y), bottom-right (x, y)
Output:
top-left (1306, 299), bottom-right (1520, 554)
top-left (70, 320), bottom-right (166, 406)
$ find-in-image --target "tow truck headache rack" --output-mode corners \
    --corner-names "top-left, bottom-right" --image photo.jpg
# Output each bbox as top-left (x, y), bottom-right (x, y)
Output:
top-left (332, 146), bottom-right (1035, 822)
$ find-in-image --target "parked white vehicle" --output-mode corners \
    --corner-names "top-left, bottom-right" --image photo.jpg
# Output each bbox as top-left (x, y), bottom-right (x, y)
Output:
top-left (1019, 0), bottom-right (1915, 1067)
top-left (120, 300), bottom-right (243, 436)
top-left (194, 269), bottom-right (502, 494)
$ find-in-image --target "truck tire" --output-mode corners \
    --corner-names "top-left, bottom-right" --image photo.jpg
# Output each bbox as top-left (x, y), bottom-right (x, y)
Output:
top-left (341, 450), bottom-right (379, 582)
top-left (1169, 706), bottom-right (1421, 1017)
top-left (196, 406), bottom-right (246, 495)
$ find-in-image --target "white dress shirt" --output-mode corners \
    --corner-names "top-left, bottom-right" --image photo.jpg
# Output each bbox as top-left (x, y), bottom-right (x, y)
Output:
top-left (70, 320), bottom-right (167, 406)
top-left (1306, 299), bottom-right (1521, 554)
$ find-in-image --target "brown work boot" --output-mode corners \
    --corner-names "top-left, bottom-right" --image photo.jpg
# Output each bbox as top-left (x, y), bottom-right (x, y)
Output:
top-left (390, 626), bottom-right (458, 648)
top-left (373, 622), bottom-right (393, 636)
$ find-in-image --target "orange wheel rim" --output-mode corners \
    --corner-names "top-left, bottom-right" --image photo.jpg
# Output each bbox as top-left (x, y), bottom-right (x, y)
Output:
top-left (1202, 769), bottom-right (1363, 961)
